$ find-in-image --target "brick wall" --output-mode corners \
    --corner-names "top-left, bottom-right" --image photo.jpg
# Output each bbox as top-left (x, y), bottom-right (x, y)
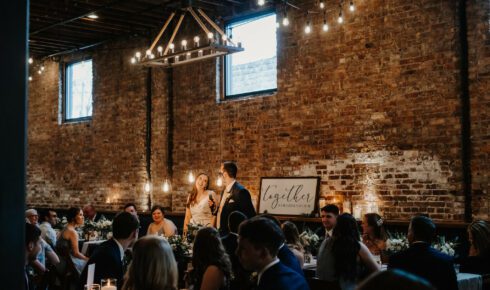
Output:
top-left (26, 0), bottom-right (489, 221)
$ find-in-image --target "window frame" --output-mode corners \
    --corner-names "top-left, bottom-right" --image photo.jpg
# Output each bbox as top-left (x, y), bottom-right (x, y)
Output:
top-left (61, 58), bottom-right (93, 123)
top-left (223, 10), bottom-right (278, 100)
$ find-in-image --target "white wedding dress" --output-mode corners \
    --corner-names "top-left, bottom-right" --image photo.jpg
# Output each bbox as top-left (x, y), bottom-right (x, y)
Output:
top-left (189, 191), bottom-right (215, 226)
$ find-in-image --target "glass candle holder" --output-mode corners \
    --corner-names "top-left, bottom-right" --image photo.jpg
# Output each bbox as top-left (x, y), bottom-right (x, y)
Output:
top-left (84, 284), bottom-right (100, 290)
top-left (101, 278), bottom-right (117, 290)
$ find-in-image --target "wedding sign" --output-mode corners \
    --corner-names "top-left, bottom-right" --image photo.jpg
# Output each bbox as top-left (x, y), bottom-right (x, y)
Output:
top-left (258, 177), bottom-right (320, 216)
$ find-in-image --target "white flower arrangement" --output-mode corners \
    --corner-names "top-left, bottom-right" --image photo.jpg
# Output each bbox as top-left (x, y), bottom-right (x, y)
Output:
top-left (386, 232), bottom-right (457, 256)
top-left (299, 228), bottom-right (320, 252)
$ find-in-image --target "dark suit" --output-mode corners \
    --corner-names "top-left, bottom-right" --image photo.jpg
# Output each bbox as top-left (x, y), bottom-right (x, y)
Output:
top-left (257, 262), bottom-right (309, 290)
top-left (221, 233), bottom-right (253, 290)
top-left (79, 239), bottom-right (124, 290)
top-left (278, 245), bottom-right (304, 277)
top-left (388, 242), bottom-right (458, 290)
top-left (217, 182), bottom-right (256, 235)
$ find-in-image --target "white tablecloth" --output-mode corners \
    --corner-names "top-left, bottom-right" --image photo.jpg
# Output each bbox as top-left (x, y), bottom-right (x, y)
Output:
top-left (457, 273), bottom-right (482, 290)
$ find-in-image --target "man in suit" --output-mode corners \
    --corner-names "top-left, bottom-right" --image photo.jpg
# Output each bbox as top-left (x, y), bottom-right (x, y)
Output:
top-left (388, 215), bottom-right (458, 290)
top-left (83, 204), bottom-right (102, 222)
top-left (211, 161), bottom-right (256, 236)
top-left (315, 204), bottom-right (339, 241)
top-left (79, 212), bottom-right (139, 289)
top-left (237, 217), bottom-right (309, 290)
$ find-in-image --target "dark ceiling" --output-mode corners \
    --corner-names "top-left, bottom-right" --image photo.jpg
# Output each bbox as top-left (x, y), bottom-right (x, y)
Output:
top-left (29, 0), bottom-right (251, 58)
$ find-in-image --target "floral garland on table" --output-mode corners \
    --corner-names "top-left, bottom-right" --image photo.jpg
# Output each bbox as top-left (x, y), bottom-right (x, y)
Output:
top-left (386, 232), bottom-right (458, 256)
top-left (165, 235), bottom-right (192, 262)
top-left (299, 228), bottom-right (321, 254)
top-left (186, 223), bottom-right (207, 243)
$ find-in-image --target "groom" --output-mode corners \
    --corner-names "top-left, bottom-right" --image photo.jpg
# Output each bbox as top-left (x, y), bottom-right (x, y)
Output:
top-left (211, 161), bottom-right (256, 236)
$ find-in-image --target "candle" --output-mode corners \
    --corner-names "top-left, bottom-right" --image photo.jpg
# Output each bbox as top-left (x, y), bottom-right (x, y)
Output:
top-left (101, 278), bottom-right (117, 290)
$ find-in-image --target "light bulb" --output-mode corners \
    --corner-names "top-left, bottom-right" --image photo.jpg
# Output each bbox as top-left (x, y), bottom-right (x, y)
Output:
top-left (28, 57), bottom-right (33, 64)
top-left (207, 32), bottom-right (214, 39)
top-left (305, 22), bottom-right (311, 34)
top-left (162, 179), bottom-right (170, 192)
top-left (349, 1), bottom-right (355, 11)
top-left (323, 22), bottom-right (329, 31)
top-left (135, 51), bottom-right (141, 58)
top-left (157, 46), bottom-right (163, 54)
top-left (338, 15), bottom-right (343, 24)
top-left (40, 66), bottom-right (45, 71)
top-left (149, 54), bottom-right (155, 59)
top-left (216, 176), bottom-right (223, 187)
top-left (144, 181), bottom-right (151, 193)
top-left (87, 13), bottom-right (98, 19)
top-left (28, 76), bottom-right (32, 81)
top-left (188, 171), bottom-right (195, 183)
top-left (258, 0), bottom-right (265, 6)
top-left (130, 57), bottom-right (136, 64)
top-left (37, 70), bottom-right (42, 75)
top-left (186, 52), bottom-right (191, 60)
top-left (282, 17), bottom-right (289, 26)
top-left (194, 36), bottom-right (200, 47)
top-left (181, 39), bottom-right (187, 49)
top-left (146, 49), bottom-right (151, 56)
top-left (319, 1), bottom-right (325, 9)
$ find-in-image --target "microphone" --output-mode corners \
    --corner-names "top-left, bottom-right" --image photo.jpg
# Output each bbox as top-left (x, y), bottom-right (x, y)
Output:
top-left (208, 193), bottom-right (214, 202)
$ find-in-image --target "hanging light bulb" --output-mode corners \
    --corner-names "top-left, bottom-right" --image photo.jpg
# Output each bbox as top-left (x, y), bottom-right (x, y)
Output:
top-left (130, 57), bottom-right (136, 64)
top-left (282, 12), bottom-right (289, 26)
top-left (216, 175), bottom-right (223, 187)
top-left (207, 32), bottom-right (214, 40)
top-left (135, 51), bottom-right (141, 60)
top-left (149, 54), bottom-right (155, 59)
top-left (323, 20), bottom-right (329, 31)
top-left (349, 1), bottom-right (355, 12)
top-left (181, 39), bottom-right (187, 50)
top-left (188, 171), bottom-right (195, 184)
top-left (144, 181), bottom-right (151, 193)
top-left (146, 49), bottom-right (152, 56)
top-left (194, 36), bottom-right (200, 47)
top-left (319, 0), bottom-right (325, 9)
top-left (304, 21), bottom-right (311, 34)
top-left (28, 57), bottom-right (33, 64)
top-left (169, 43), bottom-right (175, 53)
top-left (37, 70), bottom-right (42, 75)
top-left (28, 76), bottom-right (32, 81)
top-left (338, 12), bottom-right (343, 24)
top-left (162, 179), bottom-right (170, 193)
top-left (157, 46), bottom-right (163, 56)
top-left (257, 0), bottom-right (265, 6)
top-left (40, 66), bottom-right (45, 71)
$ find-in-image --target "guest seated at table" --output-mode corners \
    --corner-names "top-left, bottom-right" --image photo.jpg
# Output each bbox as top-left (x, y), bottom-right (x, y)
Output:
top-left (388, 215), bottom-right (458, 290)
top-left (56, 207), bottom-right (88, 274)
top-left (220, 211), bottom-right (251, 290)
top-left (316, 213), bottom-right (379, 290)
top-left (79, 212), bottom-right (139, 290)
top-left (146, 205), bottom-right (177, 237)
top-left (281, 221), bottom-right (305, 268)
top-left (124, 203), bottom-right (151, 236)
top-left (460, 220), bottom-right (490, 275)
top-left (260, 214), bottom-right (304, 276)
top-left (39, 208), bottom-right (59, 248)
top-left (183, 173), bottom-right (218, 236)
top-left (361, 213), bottom-right (387, 256)
top-left (82, 204), bottom-right (102, 223)
top-left (237, 217), bottom-right (309, 290)
top-left (25, 223), bottom-right (43, 290)
top-left (122, 235), bottom-right (178, 290)
top-left (357, 269), bottom-right (435, 290)
top-left (190, 227), bottom-right (232, 290)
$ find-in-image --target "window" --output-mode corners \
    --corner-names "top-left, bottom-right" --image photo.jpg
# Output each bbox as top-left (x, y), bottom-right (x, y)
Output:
top-left (64, 59), bottom-right (93, 121)
top-left (225, 12), bottom-right (277, 98)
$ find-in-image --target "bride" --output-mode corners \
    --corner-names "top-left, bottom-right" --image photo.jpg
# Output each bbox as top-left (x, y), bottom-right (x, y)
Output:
top-left (183, 173), bottom-right (218, 236)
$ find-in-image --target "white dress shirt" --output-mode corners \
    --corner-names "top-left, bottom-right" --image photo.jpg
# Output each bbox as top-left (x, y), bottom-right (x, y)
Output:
top-left (216, 180), bottom-right (236, 229)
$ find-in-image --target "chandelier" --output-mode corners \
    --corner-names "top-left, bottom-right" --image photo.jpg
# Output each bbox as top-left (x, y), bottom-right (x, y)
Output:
top-left (131, 7), bottom-right (243, 68)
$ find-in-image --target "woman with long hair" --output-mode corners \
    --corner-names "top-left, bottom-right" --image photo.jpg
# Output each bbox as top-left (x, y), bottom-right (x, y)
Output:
top-left (361, 213), bottom-right (387, 256)
top-left (460, 220), bottom-right (490, 274)
top-left (281, 221), bottom-right (305, 268)
top-left (183, 173), bottom-right (218, 235)
top-left (191, 227), bottom-right (232, 290)
top-left (316, 213), bottom-right (379, 290)
top-left (122, 235), bottom-right (178, 290)
top-left (56, 207), bottom-right (88, 274)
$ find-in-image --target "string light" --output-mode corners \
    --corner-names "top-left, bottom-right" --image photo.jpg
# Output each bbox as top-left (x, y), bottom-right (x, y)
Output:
top-left (162, 179), bottom-right (170, 193)
top-left (349, 1), bottom-right (355, 12)
top-left (144, 181), bottom-right (151, 193)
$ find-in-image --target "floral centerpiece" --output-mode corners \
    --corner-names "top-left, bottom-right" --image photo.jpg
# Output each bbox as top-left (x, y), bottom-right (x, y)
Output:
top-left (385, 232), bottom-right (457, 257)
top-left (186, 223), bottom-right (206, 243)
top-left (82, 217), bottom-right (112, 240)
top-left (165, 235), bottom-right (192, 262)
top-left (299, 228), bottom-right (320, 254)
